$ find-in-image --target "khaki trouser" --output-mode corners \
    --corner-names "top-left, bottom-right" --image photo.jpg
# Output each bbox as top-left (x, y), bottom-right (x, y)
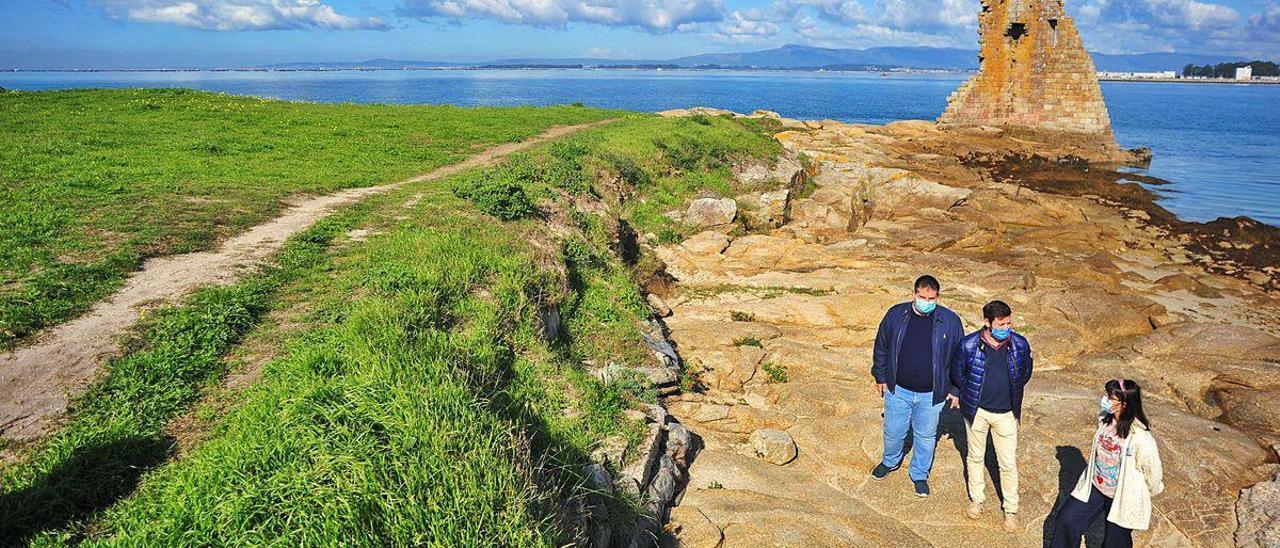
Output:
top-left (966, 408), bottom-right (1019, 514)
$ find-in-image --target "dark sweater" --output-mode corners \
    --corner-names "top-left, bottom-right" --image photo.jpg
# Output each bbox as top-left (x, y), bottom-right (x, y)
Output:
top-left (979, 343), bottom-right (1013, 413)
top-left (895, 310), bottom-right (935, 392)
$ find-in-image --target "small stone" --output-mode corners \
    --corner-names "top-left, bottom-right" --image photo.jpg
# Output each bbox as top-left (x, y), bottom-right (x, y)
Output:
top-left (666, 422), bottom-right (693, 466)
top-left (646, 293), bottom-right (672, 317)
top-left (623, 422), bottom-right (664, 488)
top-left (583, 463), bottom-right (613, 492)
top-left (749, 428), bottom-right (798, 465)
top-left (640, 365), bottom-right (678, 387)
top-left (642, 404), bottom-right (669, 424)
top-left (538, 306), bottom-right (560, 341)
top-left (646, 453), bottom-right (684, 511)
top-left (685, 198), bottom-right (737, 228)
top-left (681, 230), bottom-right (732, 256)
top-left (591, 436), bottom-right (628, 468)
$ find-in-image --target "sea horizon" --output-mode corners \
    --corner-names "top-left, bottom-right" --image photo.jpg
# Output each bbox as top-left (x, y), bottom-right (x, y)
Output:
top-left (7, 68), bottom-right (1275, 228)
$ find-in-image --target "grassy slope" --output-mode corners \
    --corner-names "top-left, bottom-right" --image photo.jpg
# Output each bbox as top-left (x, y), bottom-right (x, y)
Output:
top-left (0, 96), bottom-right (781, 546)
top-left (0, 88), bottom-right (622, 348)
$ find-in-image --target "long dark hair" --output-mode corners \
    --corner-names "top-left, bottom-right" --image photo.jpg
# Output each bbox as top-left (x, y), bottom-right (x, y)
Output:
top-left (1103, 378), bottom-right (1151, 438)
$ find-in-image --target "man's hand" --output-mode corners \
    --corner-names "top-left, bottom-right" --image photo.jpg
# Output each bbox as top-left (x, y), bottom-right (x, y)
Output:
top-left (946, 394), bottom-right (960, 409)
top-left (876, 383), bottom-right (887, 398)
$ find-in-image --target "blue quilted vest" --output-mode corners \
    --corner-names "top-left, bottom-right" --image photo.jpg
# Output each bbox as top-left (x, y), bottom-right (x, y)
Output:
top-left (957, 330), bottom-right (1032, 422)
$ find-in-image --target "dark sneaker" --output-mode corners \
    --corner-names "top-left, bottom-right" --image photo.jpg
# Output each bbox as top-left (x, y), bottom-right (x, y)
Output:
top-left (913, 480), bottom-right (930, 498)
top-left (870, 463), bottom-right (898, 481)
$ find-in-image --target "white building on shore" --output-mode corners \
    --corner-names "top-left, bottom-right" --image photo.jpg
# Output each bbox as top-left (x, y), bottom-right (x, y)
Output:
top-left (1237, 66), bottom-right (1253, 80)
top-left (1097, 71), bottom-right (1177, 80)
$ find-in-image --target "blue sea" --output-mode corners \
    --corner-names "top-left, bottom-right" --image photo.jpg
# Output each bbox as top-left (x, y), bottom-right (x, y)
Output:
top-left (5, 69), bottom-right (1277, 226)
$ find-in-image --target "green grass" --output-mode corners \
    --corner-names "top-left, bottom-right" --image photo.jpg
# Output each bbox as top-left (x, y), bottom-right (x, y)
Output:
top-left (682, 284), bottom-right (833, 300)
top-left (0, 88), bottom-right (622, 348)
top-left (0, 98), bottom-right (783, 546)
top-left (733, 336), bottom-right (763, 348)
top-left (0, 208), bottom-right (362, 545)
top-left (762, 362), bottom-right (789, 384)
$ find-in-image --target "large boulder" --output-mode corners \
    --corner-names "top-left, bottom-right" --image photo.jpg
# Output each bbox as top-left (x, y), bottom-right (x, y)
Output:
top-left (686, 198), bottom-right (737, 228)
top-left (736, 189), bottom-right (791, 229)
top-left (732, 156), bottom-right (803, 187)
top-left (749, 428), bottom-right (797, 465)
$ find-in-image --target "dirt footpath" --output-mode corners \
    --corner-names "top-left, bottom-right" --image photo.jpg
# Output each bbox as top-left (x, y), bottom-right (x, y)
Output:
top-left (0, 120), bottom-right (612, 450)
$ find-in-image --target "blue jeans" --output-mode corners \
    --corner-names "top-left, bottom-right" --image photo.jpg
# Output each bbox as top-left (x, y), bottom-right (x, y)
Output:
top-left (881, 386), bottom-right (944, 481)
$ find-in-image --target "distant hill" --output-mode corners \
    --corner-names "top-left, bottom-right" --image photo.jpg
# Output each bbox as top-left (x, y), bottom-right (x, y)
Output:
top-left (260, 58), bottom-right (460, 69)
top-left (265, 46), bottom-right (1249, 73)
top-left (668, 44), bottom-right (977, 70)
top-left (482, 57), bottom-right (665, 67)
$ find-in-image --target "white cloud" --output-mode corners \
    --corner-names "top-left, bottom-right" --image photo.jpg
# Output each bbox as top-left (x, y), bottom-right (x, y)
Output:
top-left (705, 8), bottom-right (782, 42)
top-left (1143, 0), bottom-right (1238, 30)
top-left (1070, 0), bottom-right (1246, 54)
top-left (1249, 3), bottom-right (1280, 37)
top-left (398, 0), bottom-right (725, 33)
top-left (96, 0), bottom-right (389, 30)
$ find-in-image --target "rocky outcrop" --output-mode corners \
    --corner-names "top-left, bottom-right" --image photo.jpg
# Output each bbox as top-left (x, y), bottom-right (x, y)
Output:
top-left (1235, 472), bottom-right (1280, 548)
top-left (938, 0), bottom-right (1120, 155)
top-left (685, 198), bottom-right (737, 229)
top-left (656, 118), bottom-right (1280, 547)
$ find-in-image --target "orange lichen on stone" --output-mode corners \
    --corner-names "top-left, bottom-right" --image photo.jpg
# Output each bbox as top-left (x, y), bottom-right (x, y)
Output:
top-left (939, 0), bottom-right (1118, 151)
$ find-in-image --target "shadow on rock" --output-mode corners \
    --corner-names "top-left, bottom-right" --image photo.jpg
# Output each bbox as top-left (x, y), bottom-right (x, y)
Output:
top-left (1041, 445), bottom-right (1110, 548)
top-left (940, 406), bottom-right (1007, 503)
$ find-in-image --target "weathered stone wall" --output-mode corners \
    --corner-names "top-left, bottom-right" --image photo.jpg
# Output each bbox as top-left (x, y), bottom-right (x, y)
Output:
top-left (939, 0), bottom-right (1118, 150)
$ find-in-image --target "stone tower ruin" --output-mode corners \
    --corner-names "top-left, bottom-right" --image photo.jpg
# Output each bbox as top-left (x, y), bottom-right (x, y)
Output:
top-left (938, 0), bottom-right (1119, 151)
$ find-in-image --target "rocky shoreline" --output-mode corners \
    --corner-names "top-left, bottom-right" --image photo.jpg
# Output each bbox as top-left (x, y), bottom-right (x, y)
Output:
top-left (643, 109), bottom-right (1279, 547)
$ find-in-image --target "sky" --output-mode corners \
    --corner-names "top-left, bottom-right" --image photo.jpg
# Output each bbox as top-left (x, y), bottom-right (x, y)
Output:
top-left (2, 0), bottom-right (1278, 69)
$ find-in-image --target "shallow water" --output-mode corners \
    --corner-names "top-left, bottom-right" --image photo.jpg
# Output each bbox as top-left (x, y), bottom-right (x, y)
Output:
top-left (5, 69), bottom-right (1277, 226)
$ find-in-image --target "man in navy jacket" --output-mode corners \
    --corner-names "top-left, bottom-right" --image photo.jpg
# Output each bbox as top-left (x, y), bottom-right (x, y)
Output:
top-left (869, 275), bottom-right (963, 498)
top-left (951, 300), bottom-right (1033, 532)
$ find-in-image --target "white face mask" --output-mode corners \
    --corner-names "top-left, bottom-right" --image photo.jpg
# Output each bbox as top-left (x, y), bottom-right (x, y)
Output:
top-left (1100, 395), bottom-right (1114, 415)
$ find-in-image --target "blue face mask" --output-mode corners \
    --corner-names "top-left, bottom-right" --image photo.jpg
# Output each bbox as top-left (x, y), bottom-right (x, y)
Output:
top-left (991, 327), bottom-right (1012, 341)
top-left (914, 298), bottom-right (936, 315)
top-left (1100, 395), bottom-right (1114, 415)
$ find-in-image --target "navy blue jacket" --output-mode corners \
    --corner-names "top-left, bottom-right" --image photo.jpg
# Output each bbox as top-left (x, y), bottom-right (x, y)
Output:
top-left (871, 302), bottom-right (964, 405)
top-left (952, 330), bottom-right (1033, 422)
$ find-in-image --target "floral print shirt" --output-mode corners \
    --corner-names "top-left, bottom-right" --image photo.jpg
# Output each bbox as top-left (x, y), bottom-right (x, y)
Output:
top-left (1093, 422), bottom-right (1124, 497)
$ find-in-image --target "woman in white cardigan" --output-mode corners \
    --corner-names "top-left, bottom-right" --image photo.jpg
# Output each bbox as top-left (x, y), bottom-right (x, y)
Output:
top-left (1050, 379), bottom-right (1164, 548)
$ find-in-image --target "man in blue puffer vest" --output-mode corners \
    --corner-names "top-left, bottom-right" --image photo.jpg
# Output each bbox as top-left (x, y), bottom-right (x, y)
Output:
top-left (869, 275), bottom-right (964, 498)
top-left (951, 300), bottom-right (1033, 533)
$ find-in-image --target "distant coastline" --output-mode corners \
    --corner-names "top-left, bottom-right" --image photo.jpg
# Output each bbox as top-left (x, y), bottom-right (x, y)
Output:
top-left (1098, 74), bottom-right (1280, 85)
top-left (9, 66), bottom-right (1280, 85)
top-left (4, 66), bottom-right (963, 74)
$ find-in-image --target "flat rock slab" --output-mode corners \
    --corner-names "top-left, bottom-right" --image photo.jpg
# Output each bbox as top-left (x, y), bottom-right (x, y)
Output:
top-left (665, 121), bottom-right (1279, 547)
